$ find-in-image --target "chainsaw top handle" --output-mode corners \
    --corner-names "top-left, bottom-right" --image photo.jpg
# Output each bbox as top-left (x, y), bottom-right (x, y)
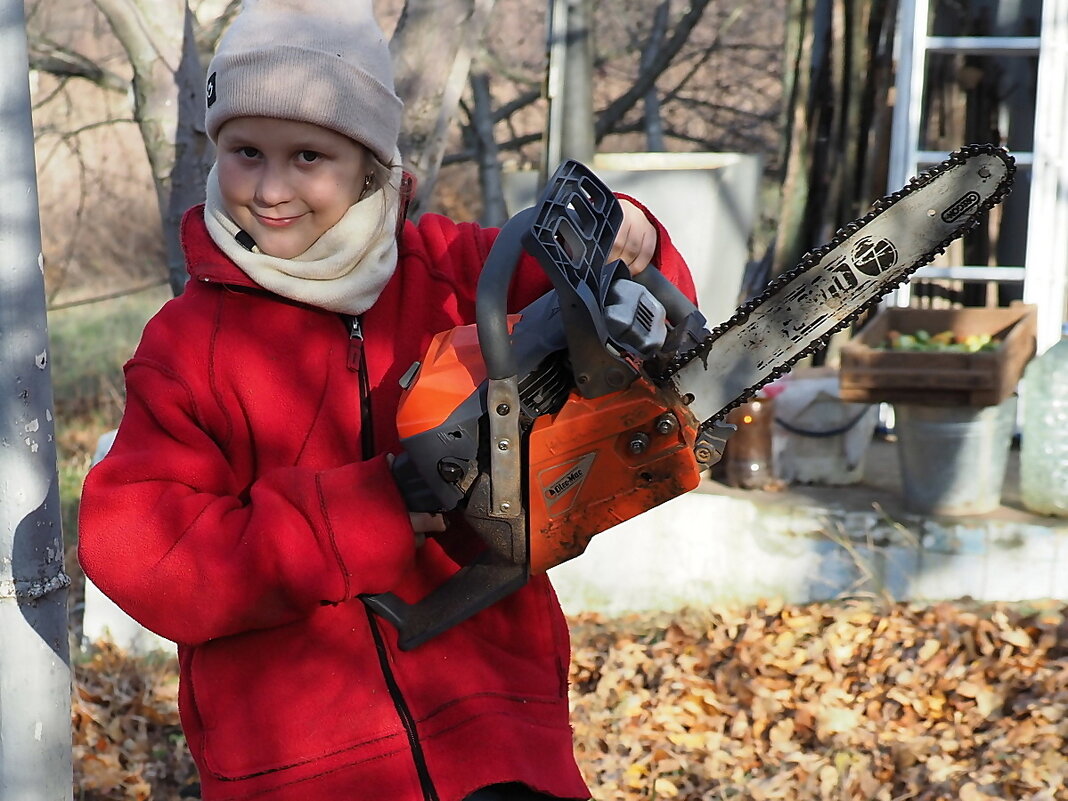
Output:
top-left (476, 159), bottom-right (704, 399)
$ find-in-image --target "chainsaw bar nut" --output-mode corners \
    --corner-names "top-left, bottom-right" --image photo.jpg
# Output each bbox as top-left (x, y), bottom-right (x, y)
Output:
top-left (655, 414), bottom-right (679, 435)
top-left (628, 432), bottom-right (651, 454)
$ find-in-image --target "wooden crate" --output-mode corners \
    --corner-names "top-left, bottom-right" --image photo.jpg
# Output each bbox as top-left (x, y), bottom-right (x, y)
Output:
top-left (838, 304), bottom-right (1037, 407)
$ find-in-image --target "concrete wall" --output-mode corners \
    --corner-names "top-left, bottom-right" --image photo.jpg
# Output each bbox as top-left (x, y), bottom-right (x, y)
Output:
top-left (547, 481), bottom-right (1068, 616)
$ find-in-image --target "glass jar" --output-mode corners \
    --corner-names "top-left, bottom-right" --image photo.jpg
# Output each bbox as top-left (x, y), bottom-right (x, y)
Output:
top-left (722, 396), bottom-right (776, 489)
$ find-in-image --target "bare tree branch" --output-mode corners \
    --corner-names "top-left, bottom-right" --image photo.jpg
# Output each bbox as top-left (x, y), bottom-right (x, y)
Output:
top-left (29, 41), bottom-right (129, 93)
top-left (93, 0), bottom-right (183, 75)
top-left (492, 88), bottom-right (541, 123)
top-left (653, 5), bottom-right (749, 112)
top-left (194, 0), bottom-right (240, 56)
top-left (441, 131), bottom-right (541, 166)
top-left (470, 70), bottom-right (508, 226)
top-left (593, 0), bottom-right (714, 141)
top-left (642, 0), bottom-right (670, 150)
top-left (92, 0), bottom-right (212, 294)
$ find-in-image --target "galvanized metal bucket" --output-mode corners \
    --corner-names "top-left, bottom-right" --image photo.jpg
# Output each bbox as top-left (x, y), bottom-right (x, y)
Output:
top-left (894, 396), bottom-right (1017, 516)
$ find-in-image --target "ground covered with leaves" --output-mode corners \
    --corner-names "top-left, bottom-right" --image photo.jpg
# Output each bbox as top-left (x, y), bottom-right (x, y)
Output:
top-left (74, 599), bottom-right (1068, 800)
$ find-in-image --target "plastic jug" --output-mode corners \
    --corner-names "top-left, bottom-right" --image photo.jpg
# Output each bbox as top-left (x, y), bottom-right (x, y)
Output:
top-left (1020, 322), bottom-right (1068, 516)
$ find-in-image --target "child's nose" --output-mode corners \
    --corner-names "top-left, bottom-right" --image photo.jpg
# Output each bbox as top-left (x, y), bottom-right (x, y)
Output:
top-left (254, 163), bottom-right (293, 206)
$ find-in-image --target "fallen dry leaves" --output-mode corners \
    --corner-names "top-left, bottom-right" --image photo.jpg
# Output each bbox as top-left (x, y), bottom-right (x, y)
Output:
top-left (73, 643), bottom-right (197, 800)
top-left (569, 599), bottom-right (1068, 801)
top-left (73, 599), bottom-right (1068, 800)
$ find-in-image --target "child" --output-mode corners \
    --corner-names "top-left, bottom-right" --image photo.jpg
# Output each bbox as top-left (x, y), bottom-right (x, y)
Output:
top-left (78, 1), bottom-right (697, 799)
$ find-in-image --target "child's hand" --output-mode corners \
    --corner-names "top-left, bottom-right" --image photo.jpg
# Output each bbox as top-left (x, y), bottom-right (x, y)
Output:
top-left (611, 199), bottom-right (658, 277)
top-left (386, 453), bottom-right (446, 546)
top-left (409, 512), bottom-right (446, 547)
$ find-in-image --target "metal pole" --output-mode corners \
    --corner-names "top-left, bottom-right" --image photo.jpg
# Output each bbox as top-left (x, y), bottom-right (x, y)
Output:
top-left (543, 0), bottom-right (595, 181)
top-left (0, 0), bottom-right (74, 798)
top-left (560, 0), bottom-right (595, 163)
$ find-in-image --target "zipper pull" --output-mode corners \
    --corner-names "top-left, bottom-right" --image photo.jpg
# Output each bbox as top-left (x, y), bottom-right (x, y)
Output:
top-left (347, 316), bottom-right (363, 372)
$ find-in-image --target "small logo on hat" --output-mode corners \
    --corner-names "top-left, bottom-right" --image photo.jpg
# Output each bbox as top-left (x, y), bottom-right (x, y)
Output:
top-left (206, 72), bottom-right (217, 108)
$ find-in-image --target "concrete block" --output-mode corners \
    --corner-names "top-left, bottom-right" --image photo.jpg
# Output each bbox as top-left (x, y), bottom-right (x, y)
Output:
top-left (82, 578), bottom-right (176, 654)
top-left (921, 522), bottom-right (988, 555)
top-left (911, 548), bottom-right (989, 601)
top-left (982, 524), bottom-right (1058, 600)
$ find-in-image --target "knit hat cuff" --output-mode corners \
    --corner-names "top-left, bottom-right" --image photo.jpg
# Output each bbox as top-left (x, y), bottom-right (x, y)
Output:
top-left (206, 45), bottom-right (403, 165)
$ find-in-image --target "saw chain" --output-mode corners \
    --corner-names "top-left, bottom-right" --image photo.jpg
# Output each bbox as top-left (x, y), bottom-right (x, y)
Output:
top-left (662, 143), bottom-right (1016, 431)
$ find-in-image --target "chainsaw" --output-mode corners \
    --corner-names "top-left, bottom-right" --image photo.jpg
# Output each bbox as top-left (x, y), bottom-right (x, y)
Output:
top-left (363, 145), bottom-right (1015, 649)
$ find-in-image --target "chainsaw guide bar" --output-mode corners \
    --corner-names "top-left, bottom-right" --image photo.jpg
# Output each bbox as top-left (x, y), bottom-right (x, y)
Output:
top-left (665, 143), bottom-right (1016, 431)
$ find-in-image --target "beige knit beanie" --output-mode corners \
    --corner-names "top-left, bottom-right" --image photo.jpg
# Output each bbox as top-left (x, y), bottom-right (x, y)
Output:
top-left (205, 0), bottom-right (403, 165)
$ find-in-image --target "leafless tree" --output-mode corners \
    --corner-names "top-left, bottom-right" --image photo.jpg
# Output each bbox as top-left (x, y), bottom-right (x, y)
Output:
top-left (26, 0), bottom-right (787, 297)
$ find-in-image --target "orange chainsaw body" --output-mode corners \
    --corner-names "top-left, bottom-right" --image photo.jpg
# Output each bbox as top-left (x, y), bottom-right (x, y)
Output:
top-left (369, 158), bottom-right (718, 650)
top-left (395, 320), bottom-right (704, 575)
top-left (526, 382), bottom-right (702, 573)
top-left (396, 317), bottom-right (519, 438)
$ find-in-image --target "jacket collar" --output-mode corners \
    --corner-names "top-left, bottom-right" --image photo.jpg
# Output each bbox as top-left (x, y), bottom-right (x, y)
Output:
top-left (180, 205), bottom-right (261, 288)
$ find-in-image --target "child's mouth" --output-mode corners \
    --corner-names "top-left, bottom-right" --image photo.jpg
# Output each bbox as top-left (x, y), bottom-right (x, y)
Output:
top-left (255, 213), bottom-right (304, 228)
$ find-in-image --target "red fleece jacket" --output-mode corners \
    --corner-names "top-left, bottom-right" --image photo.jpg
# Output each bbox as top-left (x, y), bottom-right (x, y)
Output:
top-left (78, 200), bottom-right (696, 801)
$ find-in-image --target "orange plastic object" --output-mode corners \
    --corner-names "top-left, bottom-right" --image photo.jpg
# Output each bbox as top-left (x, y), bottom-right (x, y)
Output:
top-left (396, 316), bottom-right (520, 439)
top-left (526, 377), bottom-right (703, 574)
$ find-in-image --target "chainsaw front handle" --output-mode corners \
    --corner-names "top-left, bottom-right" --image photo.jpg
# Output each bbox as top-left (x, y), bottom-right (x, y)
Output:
top-left (475, 208), bottom-right (536, 381)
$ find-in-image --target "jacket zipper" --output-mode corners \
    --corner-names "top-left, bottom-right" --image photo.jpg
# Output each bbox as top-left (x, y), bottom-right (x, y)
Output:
top-left (366, 608), bottom-right (440, 801)
top-left (347, 316), bottom-right (376, 461)
top-left (348, 315), bottom-right (439, 801)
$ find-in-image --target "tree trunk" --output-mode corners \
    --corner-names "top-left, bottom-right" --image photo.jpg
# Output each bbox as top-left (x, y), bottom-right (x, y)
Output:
top-left (544, 0), bottom-right (596, 175)
top-left (0, 3), bottom-right (72, 797)
top-left (91, 0), bottom-right (212, 296)
top-left (772, 0), bottom-right (898, 279)
top-left (642, 1), bottom-right (670, 151)
top-left (390, 0), bottom-right (497, 219)
top-left (470, 69), bottom-right (508, 226)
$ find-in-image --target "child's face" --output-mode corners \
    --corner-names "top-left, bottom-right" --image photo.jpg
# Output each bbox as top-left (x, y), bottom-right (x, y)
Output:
top-left (215, 117), bottom-right (371, 259)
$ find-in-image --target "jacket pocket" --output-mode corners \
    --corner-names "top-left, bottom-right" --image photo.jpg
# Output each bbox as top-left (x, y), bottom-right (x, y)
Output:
top-left (389, 573), bottom-right (572, 721)
top-left (190, 605), bottom-right (403, 780)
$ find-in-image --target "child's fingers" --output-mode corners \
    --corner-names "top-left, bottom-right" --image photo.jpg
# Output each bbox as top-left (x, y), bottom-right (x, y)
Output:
top-left (611, 200), bottom-right (658, 276)
top-left (409, 512), bottom-right (447, 538)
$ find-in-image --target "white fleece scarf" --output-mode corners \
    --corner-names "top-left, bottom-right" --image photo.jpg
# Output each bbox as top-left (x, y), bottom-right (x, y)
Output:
top-left (204, 156), bottom-right (402, 316)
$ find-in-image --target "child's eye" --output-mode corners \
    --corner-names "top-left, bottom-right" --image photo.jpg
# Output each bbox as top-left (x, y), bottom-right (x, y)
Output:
top-left (298, 150), bottom-right (322, 163)
top-left (237, 146), bottom-right (260, 159)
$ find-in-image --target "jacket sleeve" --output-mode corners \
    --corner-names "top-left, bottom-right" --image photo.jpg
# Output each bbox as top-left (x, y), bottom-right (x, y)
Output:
top-left (77, 354), bottom-right (417, 646)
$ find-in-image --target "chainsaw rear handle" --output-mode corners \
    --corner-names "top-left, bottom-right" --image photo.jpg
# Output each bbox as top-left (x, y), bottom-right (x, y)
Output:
top-left (631, 261), bottom-right (700, 326)
top-left (361, 555), bottom-right (527, 651)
